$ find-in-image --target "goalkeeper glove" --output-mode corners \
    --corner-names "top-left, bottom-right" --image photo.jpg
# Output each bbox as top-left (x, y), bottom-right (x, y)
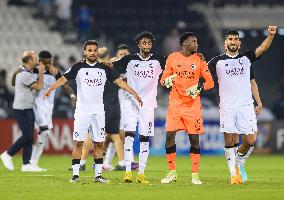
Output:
top-left (163, 74), bottom-right (177, 88)
top-left (185, 83), bottom-right (203, 99)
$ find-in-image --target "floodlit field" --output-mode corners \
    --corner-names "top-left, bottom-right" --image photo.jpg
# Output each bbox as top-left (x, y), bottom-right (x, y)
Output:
top-left (1, 155), bottom-right (284, 200)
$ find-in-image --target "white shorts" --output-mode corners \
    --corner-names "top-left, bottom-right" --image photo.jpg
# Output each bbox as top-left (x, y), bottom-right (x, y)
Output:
top-left (118, 89), bottom-right (127, 130)
top-left (123, 99), bottom-right (155, 137)
top-left (220, 104), bottom-right (257, 135)
top-left (34, 107), bottom-right (53, 129)
top-left (73, 113), bottom-right (105, 142)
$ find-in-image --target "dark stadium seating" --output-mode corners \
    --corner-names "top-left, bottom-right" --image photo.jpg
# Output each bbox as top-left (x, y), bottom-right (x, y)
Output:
top-left (75, 0), bottom-right (218, 59)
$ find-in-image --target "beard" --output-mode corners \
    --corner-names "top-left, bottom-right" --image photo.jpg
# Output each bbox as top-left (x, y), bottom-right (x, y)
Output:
top-left (86, 56), bottom-right (97, 63)
top-left (227, 45), bottom-right (239, 52)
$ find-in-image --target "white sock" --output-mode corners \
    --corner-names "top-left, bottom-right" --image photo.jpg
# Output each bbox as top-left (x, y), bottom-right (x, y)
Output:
top-left (241, 145), bottom-right (254, 166)
top-left (224, 147), bottom-right (236, 177)
top-left (80, 160), bottom-right (86, 166)
top-left (235, 152), bottom-right (245, 169)
top-left (124, 136), bottom-right (134, 172)
top-left (131, 150), bottom-right (135, 162)
top-left (95, 164), bottom-right (103, 177)
top-left (103, 142), bottom-right (116, 166)
top-left (30, 130), bottom-right (50, 166)
top-left (139, 142), bottom-right (149, 174)
top-left (72, 164), bottom-right (80, 176)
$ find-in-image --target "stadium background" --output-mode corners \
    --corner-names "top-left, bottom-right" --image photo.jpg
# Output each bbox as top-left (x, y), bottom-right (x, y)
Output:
top-left (0, 0), bottom-right (284, 157)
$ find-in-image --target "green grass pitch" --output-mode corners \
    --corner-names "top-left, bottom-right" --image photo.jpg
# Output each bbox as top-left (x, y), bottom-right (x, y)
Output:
top-left (0, 155), bottom-right (284, 200)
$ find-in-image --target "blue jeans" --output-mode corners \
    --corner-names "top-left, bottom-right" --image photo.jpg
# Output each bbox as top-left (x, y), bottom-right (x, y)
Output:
top-left (7, 109), bottom-right (35, 164)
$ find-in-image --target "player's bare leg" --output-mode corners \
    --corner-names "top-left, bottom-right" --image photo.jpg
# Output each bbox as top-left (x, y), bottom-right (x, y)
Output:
top-left (224, 133), bottom-right (240, 184)
top-left (103, 134), bottom-right (115, 171)
top-left (70, 141), bottom-right (84, 183)
top-left (80, 133), bottom-right (93, 170)
top-left (93, 142), bottom-right (110, 183)
top-left (188, 134), bottom-right (202, 185)
top-left (110, 134), bottom-right (125, 170)
top-left (232, 133), bottom-right (239, 154)
top-left (161, 131), bottom-right (177, 184)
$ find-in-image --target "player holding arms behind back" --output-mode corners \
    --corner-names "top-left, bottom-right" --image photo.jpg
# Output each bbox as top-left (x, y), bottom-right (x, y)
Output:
top-left (160, 32), bottom-right (214, 184)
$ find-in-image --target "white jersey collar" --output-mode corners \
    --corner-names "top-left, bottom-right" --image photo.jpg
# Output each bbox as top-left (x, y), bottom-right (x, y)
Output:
top-left (137, 53), bottom-right (153, 61)
top-left (225, 52), bottom-right (239, 58)
top-left (86, 61), bottom-right (98, 66)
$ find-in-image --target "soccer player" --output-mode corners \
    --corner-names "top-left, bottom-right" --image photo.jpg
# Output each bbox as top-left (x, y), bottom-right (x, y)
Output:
top-left (1, 51), bottom-right (45, 172)
top-left (113, 32), bottom-right (165, 183)
top-left (78, 47), bottom-right (126, 171)
top-left (160, 32), bottom-right (214, 185)
top-left (44, 40), bottom-right (142, 183)
top-left (232, 67), bottom-right (263, 183)
top-left (103, 44), bottom-right (139, 171)
top-left (207, 26), bottom-right (277, 184)
top-left (30, 51), bottom-right (76, 171)
top-left (116, 44), bottom-right (131, 58)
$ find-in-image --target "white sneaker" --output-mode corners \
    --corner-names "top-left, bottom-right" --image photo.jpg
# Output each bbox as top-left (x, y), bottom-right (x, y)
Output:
top-left (21, 164), bottom-right (45, 172)
top-left (32, 165), bottom-right (47, 172)
top-left (0, 151), bottom-right (14, 171)
top-left (192, 173), bottom-right (202, 185)
top-left (161, 170), bottom-right (177, 184)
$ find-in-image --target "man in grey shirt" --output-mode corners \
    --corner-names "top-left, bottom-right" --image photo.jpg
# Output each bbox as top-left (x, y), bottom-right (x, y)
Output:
top-left (0, 51), bottom-right (45, 172)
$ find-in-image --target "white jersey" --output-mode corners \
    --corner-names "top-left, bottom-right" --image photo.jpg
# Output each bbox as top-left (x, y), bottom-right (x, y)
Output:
top-left (208, 50), bottom-right (257, 109)
top-left (63, 60), bottom-right (120, 115)
top-left (33, 68), bottom-right (61, 112)
top-left (113, 53), bottom-right (165, 108)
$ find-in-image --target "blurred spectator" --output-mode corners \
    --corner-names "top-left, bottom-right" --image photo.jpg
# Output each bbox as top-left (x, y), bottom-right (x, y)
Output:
top-left (67, 55), bottom-right (78, 93)
top-left (162, 29), bottom-right (180, 56)
top-left (0, 70), bottom-right (13, 118)
top-left (33, 0), bottom-right (53, 22)
top-left (75, 4), bottom-right (94, 44)
top-left (54, 0), bottom-right (73, 34)
top-left (53, 89), bottom-right (73, 119)
top-left (53, 55), bottom-right (65, 73)
top-left (68, 55), bottom-right (77, 66)
top-left (272, 77), bottom-right (284, 119)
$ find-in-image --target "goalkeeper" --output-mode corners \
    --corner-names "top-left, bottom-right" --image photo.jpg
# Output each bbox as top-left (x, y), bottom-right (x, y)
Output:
top-left (160, 32), bottom-right (214, 185)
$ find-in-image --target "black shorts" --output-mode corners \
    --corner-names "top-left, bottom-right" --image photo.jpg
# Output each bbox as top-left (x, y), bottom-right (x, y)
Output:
top-left (104, 102), bottom-right (120, 134)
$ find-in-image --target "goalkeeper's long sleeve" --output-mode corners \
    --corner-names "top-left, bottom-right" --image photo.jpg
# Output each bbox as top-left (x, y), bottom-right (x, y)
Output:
top-left (200, 65), bottom-right (214, 90)
top-left (160, 57), bottom-right (173, 86)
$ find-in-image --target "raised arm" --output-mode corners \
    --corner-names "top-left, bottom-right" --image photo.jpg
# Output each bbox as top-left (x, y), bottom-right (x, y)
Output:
top-left (30, 62), bottom-right (45, 91)
top-left (255, 26), bottom-right (277, 58)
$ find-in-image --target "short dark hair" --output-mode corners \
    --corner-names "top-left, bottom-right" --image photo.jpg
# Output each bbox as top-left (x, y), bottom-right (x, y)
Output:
top-left (22, 55), bottom-right (33, 64)
top-left (135, 31), bottom-right (155, 44)
top-left (83, 40), bottom-right (99, 50)
top-left (225, 30), bottom-right (239, 39)
top-left (117, 44), bottom-right (129, 51)
top-left (179, 32), bottom-right (196, 46)
top-left (39, 51), bottom-right (52, 60)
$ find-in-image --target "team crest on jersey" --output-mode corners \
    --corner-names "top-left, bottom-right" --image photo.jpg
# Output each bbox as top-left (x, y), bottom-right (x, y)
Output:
top-left (191, 64), bottom-right (197, 70)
